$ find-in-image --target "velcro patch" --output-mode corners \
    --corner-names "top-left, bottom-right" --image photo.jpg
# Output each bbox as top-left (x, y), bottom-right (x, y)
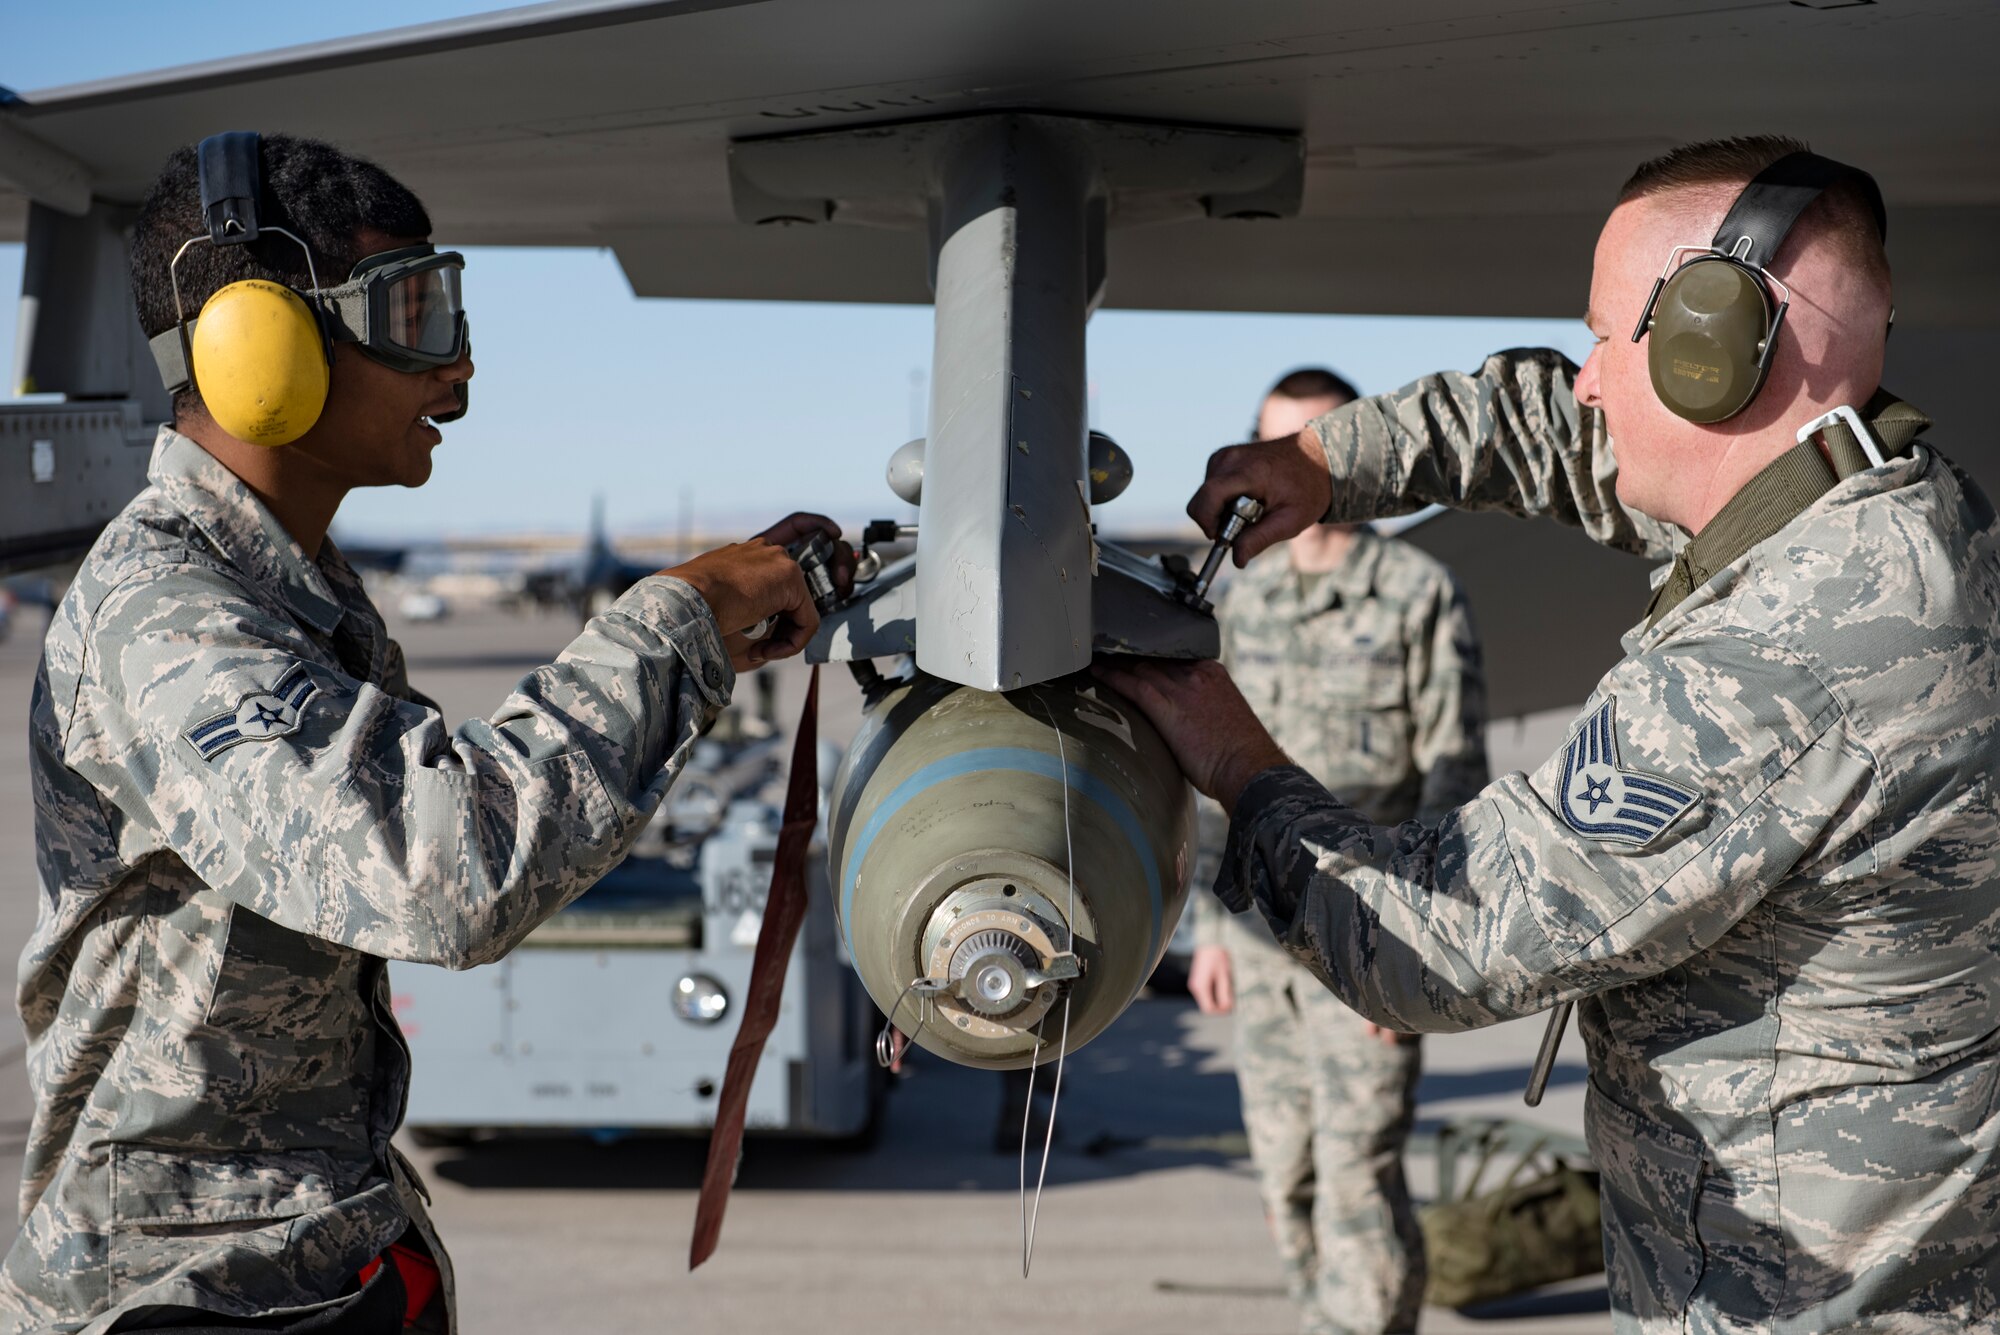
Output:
top-left (183, 662), bottom-right (317, 761)
top-left (1556, 697), bottom-right (1699, 846)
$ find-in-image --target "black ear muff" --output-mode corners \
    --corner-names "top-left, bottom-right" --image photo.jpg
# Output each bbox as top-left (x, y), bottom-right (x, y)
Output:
top-left (1640, 255), bottom-right (1780, 424)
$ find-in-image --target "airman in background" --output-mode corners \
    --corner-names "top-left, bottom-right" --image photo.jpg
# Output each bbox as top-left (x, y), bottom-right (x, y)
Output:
top-left (1188, 368), bottom-right (1488, 1335)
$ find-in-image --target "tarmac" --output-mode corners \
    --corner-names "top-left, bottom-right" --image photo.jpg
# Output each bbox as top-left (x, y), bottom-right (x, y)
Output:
top-left (0, 600), bottom-right (1609, 1334)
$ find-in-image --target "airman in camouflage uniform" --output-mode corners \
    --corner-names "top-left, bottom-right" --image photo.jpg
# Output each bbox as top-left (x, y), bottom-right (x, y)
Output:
top-left (2, 136), bottom-right (834, 1333)
top-left (1103, 138), bottom-right (2000, 1332)
top-left (1190, 367), bottom-right (1487, 1335)
top-left (1194, 519), bottom-right (1488, 1335)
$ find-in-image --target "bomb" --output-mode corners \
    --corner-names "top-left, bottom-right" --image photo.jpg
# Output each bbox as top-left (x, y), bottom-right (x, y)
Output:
top-left (826, 670), bottom-right (1195, 1069)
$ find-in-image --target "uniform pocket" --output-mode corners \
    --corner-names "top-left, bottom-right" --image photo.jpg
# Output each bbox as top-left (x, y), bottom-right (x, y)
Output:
top-left (1303, 639), bottom-right (1410, 781)
top-left (109, 1145), bottom-right (344, 1300)
top-left (194, 904), bottom-right (367, 1117)
top-left (1310, 642), bottom-right (1404, 710)
top-left (112, 1145), bottom-right (341, 1226)
top-left (204, 902), bottom-right (360, 1043)
top-left (1326, 705), bottom-right (1411, 770)
top-left (1585, 1081), bottom-right (1705, 1323)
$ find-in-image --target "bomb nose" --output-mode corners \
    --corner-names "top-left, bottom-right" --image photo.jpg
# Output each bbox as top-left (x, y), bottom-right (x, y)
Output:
top-left (918, 878), bottom-right (1068, 1043)
top-left (826, 672), bottom-right (1195, 1070)
top-left (953, 929), bottom-right (1040, 1013)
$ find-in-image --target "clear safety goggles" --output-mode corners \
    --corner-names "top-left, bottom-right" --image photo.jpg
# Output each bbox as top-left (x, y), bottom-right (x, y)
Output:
top-left (317, 245), bottom-right (468, 372)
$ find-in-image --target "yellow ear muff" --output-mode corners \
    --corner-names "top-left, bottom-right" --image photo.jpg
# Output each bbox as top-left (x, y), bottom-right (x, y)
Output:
top-left (189, 280), bottom-right (330, 447)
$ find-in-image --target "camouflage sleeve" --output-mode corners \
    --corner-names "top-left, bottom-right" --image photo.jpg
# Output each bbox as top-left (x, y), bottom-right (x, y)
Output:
top-left (1406, 571), bottom-right (1490, 828)
top-left (71, 570), bottom-right (732, 969)
top-left (1215, 630), bottom-right (1872, 1031)
top-left (1307, 347), bottom-right (1682, 560)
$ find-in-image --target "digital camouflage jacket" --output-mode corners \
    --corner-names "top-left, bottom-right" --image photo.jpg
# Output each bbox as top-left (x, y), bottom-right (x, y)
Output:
top-left (1219, 349), bottom-right (2000, 1332)
top-left (1193, 529), bottom-right (1488, 959)
top-left (3, 430), bottom-right (732, 1333)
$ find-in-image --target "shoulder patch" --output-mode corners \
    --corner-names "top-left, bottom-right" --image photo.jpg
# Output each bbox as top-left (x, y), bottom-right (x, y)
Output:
top-left (183, 662), bottom-right (317, 761)
top-left (1556, 697), bottom-right (1699, 846)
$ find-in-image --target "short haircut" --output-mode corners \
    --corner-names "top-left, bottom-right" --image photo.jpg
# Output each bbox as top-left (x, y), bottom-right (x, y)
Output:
top-left (1617, 135), bottom-right (1889, 288)
top-left (1265, 366), bottom-right (1359, 405)
top-left (129, 134), bottom-right (432, 418)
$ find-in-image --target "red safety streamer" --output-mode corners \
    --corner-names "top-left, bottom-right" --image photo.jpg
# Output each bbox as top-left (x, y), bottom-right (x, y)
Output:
top-left (689, 666), bottom-right (820, 1269)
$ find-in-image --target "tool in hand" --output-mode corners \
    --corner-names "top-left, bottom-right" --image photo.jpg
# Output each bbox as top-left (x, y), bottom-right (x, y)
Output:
top-left (1523, 999), bottom-right (1572, 1107)
top-left (1184, 495), bottom-right (1266, 607)
top-left (744, 531), bottom-right (843, 640)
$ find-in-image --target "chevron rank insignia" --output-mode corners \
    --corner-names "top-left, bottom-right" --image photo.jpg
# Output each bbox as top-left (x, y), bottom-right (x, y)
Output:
top-left (183, 662), bottom-right (317, 761)
top-left (1556, 697), bottom-right (1700, 846)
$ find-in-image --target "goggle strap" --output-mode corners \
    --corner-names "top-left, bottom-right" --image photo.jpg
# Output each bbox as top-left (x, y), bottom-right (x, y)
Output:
top-left (317, 287), bottom-right (372, 345)
top-left (149, 325), bottom-right (194, 395)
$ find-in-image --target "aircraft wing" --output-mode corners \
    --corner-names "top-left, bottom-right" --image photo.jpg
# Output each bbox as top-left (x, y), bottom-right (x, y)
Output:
top-left (2, 0), bottom-right (1994, 322)
top-left (3, 0), bottom-right (1993, 710)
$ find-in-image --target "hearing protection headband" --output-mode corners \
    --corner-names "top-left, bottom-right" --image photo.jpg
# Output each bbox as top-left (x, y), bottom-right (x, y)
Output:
top-left (147, 134), bottom-right (469, 412)
top-left (1629, 151), bottom-right (1886, 423)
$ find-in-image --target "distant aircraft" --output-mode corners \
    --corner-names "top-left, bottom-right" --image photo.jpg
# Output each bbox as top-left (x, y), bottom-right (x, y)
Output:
top-left (330, 539), bottom-right (411, 577)
top-left (518, 495), bottom-right (657, 619)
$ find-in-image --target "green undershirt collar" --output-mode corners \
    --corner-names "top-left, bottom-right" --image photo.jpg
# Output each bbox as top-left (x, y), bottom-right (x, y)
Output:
top-left (1643, 391), bottom-right (1930, 629)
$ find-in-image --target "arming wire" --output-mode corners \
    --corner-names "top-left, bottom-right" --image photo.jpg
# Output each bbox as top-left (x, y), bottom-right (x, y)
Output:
top-left (1021, 694), bottom-right (1077, 1278)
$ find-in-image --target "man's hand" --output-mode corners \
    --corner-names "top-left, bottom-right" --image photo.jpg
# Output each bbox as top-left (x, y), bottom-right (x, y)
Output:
top-left (1188, 945), bottom-right (1235, 1015)
top-left (664, 513), bottom-right (848, 672)
top-left (752, 512), bottom-right (857, 599)
top-left (1187, 430), bottom-right (1334, 567)
top-left (1092, 657), bottom-right (1290, 810)
top-left (1364, 1021), bottom-right (1421, 1047)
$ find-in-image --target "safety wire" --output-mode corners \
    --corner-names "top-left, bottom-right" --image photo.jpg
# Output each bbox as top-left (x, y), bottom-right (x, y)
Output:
top-left (1022, 695), bottom-right (1075, 1278)
top-left (875, 977), bottom-right (944, 1070)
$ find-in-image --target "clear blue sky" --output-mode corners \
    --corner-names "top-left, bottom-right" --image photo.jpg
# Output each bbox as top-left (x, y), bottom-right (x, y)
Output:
top-left (2, 3), bottom-right (1593, 542)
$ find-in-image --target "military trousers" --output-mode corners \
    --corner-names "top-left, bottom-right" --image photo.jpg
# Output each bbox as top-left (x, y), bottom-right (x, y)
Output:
top-left (1232, 941), bottom-right (1425, 1335)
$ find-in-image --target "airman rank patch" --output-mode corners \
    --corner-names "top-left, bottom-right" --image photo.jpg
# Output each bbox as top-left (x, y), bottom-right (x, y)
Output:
top-left (1557, 697), bottom-right (1699, 846)
top-left (183, 662), bottom-right (317, 761)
